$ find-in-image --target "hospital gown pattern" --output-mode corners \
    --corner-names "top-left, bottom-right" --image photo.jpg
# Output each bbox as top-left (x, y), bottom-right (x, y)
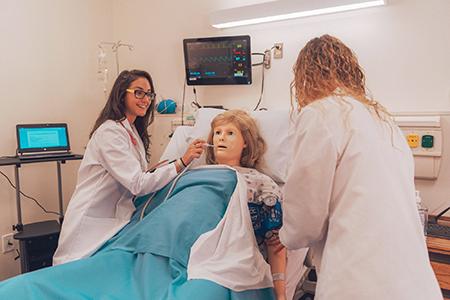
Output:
top-left (236, 167), bottom-right (283, 258)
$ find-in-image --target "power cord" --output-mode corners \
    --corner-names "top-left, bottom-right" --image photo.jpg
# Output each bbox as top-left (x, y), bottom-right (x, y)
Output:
top-left (251, 52), bottom-right (268, 111)
top-left (0, 170), bottom-right (62, 217)
top-left (181, 79), bottom-right (187, 126)
top-left (191, 87), bottom-right (201, 109)
top-left (251, 52), bottom-right (265, 66)
top-left (253, 65), bottom-right (266, 111)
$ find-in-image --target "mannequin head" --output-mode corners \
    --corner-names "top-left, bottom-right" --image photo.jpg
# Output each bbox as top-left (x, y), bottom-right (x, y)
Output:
top-left (206, 110), bottom-right (266, 168)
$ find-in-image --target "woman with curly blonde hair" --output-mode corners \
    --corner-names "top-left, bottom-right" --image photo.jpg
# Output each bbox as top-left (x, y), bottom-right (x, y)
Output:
top-left (279, 35), bottom-right (441, 299)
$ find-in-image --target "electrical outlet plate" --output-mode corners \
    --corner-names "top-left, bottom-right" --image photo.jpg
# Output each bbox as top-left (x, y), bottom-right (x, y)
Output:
top-left (273, 42), bottom-right (283, 59)
top-left (2, 233), bottom-right (16, 254)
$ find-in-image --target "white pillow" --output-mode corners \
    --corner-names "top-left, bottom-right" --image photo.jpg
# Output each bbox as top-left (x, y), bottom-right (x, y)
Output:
top-left (160, 126), bottom-right (193, 162)
top-left (162, 108), bottom-right (293, 183)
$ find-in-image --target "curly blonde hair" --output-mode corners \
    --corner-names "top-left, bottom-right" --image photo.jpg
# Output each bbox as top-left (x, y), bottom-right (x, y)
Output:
top-left (291, 34), bottom-right (387, 117)
top-left (205, 110), bottom-right (266, 169)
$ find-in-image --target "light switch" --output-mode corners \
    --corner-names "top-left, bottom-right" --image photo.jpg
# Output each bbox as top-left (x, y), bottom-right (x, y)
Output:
top-left (407, 134), bottom-right (419, 148)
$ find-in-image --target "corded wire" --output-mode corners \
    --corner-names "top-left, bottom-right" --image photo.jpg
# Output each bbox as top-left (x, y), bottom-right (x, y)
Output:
top-left (139, 161), bottom-right (193, 221)
top-left (162, 161), bottom-right (192, 203)
top-left (181, 79), bottom-right (186, 126)
top-left (0, 170), bottom-right (62, 216)
top-left (253, 62), bottom-right (266, 111)
top-left (251, 53), bottom-right (265, 66)
top-left (251, 51), bottom-right (270, 111)
top-left (191, 87), bottom-right (201, 109)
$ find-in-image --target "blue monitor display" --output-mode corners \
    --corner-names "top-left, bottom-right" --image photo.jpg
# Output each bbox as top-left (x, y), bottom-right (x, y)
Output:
top-left (16, 124), bottom-right (70, 153)
top-left (183, 35), bottom-right (252, 85)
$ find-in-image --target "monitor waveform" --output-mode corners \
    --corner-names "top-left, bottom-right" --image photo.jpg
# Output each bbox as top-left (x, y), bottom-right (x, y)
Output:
top-left (193, 56), bottom-right (233, 64)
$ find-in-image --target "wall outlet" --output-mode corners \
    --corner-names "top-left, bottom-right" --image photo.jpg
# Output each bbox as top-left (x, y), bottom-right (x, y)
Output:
top-left (273, 42), bottom-right (283, 59)
top-left (2, 233), bottom-right (16, 254)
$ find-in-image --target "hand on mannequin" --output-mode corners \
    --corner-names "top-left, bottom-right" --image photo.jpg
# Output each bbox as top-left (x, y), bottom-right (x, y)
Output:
top-left (181, 139), bottom-right (206, 165)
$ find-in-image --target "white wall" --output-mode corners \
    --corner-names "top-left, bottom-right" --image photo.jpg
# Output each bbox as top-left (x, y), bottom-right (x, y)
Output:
top-left (112, 0), bottom-right (450, 112)
top-left (0, 0), bottom-right (113, 280)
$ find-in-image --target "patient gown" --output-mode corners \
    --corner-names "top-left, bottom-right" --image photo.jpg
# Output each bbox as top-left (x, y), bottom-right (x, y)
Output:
top-left (0, 168), bottom-right (275, 300)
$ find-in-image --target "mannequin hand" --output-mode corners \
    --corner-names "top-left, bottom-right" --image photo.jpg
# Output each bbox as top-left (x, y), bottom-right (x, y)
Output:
top-left (182, 139), bottom-right (206, 165)
top-left (276, 294), bottom-right (287, 300)
top-left (266, 230), bottom-right (284, 253)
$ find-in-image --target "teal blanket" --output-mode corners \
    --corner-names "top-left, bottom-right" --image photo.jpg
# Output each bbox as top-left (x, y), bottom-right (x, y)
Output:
top-left (0, 168), bottom-right (275, 300)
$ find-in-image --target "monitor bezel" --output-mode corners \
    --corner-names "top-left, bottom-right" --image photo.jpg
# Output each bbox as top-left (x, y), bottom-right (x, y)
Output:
top-left (16, 123), bottom-right (71, 154)
top-left (183, 35), bottom-right (252, 86)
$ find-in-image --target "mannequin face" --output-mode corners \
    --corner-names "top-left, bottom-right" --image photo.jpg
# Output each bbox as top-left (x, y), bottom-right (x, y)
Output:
top-left (212, 122), bottom-right (246, 167)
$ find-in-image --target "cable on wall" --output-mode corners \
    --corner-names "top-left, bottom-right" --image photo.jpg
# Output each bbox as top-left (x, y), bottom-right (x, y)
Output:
top-left (0, 170), bottom-right (62, 217)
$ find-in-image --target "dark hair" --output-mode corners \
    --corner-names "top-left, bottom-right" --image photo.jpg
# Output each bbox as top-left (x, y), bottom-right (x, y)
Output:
top-left (90, 69), bottom-right (155, 161)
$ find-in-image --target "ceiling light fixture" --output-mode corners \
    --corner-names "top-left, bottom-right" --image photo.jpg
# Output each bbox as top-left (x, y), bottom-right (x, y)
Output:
top-left (210, 0), bottom-right (386, 29)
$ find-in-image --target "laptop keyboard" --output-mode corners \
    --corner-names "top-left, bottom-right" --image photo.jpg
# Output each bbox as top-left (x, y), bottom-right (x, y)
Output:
top-left (19, 153), bottom-right (75, 160)
top-left (427, 222), bottom-right (450, 239)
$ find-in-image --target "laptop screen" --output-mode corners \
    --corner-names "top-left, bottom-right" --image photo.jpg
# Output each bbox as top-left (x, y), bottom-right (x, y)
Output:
top-left (16, 123), bottom-right (70, 154)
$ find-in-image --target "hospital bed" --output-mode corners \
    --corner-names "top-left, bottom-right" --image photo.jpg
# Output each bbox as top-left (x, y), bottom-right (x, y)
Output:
top-left (160, 108), bottom-right (310, 300)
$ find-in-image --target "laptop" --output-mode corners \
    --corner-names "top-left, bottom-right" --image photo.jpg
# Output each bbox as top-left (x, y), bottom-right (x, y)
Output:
top-left (16, 123), bottom-right (75, 160)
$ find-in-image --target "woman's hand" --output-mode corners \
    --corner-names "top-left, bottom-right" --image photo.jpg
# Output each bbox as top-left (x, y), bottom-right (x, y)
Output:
top-left (181, 139), bottom-right (206, 165)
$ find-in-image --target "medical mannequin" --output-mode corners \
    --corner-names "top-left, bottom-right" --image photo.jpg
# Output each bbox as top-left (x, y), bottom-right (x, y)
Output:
top-left (53, 70), bottom-right (204, 265)
top-left (279, 35), bottom-right (442, 299)
top-left (206, 110), bottom-right (287, 300)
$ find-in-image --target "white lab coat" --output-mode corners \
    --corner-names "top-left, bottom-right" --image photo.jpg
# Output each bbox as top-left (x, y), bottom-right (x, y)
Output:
top-left (188, 166), bottom-right (273, 292)
top-left (280, 97), bottom-right (442, 300)
top-left (53, 119), bottom-right (177, 265)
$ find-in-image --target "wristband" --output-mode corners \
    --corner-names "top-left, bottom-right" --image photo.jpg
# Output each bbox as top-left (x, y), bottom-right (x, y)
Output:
top-left (272, 273), bottom-right (285, 281)
top-left (180, 157), bottom-right (187, 167)
top-left (176, 159), bottom-right (185, 171)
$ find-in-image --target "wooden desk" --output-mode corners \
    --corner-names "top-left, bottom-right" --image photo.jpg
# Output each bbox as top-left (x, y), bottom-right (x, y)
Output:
top-left (427, 235), bottom-right (450, 299)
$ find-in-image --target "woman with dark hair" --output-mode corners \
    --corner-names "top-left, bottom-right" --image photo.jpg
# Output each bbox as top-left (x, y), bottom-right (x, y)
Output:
top-left (53, 70), bottom-right (205, 265)
top-left (279, 35), bottom-right (441, 299)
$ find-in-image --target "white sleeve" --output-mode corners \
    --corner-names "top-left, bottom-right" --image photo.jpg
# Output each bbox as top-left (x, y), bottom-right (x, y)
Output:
top-left (279, 107), bottom-right (338, 250)
top-left (95, 126), bottom-right (177, 196)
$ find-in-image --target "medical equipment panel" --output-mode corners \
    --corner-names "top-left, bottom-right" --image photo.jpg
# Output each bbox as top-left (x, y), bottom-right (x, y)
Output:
top-left (183, 35), bottom-right (252, 85)
top-left (396, 116), bottom-right (442, 179)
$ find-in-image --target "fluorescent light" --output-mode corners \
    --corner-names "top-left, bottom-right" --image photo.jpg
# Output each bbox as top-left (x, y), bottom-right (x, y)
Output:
top-left (211, 0), bottom-right (386, 29)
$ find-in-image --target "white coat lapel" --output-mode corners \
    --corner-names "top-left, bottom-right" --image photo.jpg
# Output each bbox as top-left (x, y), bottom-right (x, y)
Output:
top-left (121, 119), bottom-right (147, 171)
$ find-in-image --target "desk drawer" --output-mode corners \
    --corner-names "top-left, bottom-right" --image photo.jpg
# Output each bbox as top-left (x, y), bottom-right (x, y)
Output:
top-left (430, 261), bottom-right (450, 290)
top-left (428, 236), bottom-right (450, 298)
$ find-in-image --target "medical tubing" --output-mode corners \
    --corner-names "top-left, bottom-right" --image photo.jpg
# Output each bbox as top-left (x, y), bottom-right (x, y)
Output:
top-left (162, 161), bottom-right (193, 203)
top-left (139, 192), bottom-right (157, 221)
top-left (139, 161), bottom-right (193, 221)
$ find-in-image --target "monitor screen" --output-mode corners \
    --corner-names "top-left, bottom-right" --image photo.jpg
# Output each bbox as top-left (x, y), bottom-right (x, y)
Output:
top-left (183, 35), bottom-right (252, 85)
top-left (16, 124), bottom-right (70, 153)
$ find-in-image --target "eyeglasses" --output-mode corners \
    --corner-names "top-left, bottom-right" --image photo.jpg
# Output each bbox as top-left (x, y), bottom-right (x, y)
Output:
top-left (126, 89), bottom-right (156, 100)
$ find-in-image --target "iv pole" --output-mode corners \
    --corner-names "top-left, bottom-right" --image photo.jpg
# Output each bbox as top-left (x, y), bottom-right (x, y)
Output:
top-left (98, 40), bottom-right (134, 75)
